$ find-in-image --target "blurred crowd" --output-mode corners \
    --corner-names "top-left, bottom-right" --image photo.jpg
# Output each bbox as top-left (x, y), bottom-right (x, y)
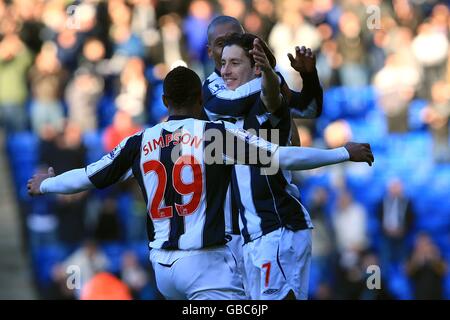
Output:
top-left (0, 0), bottom-right (449, 300)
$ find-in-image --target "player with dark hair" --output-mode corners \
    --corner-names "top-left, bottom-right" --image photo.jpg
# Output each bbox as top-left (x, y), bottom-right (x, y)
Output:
top-left (28, 66), bottom-right (373, 300)
top-left (205, 15), bottom-right (322, 120)
top-left (203, 17), bottom-right (324, 297)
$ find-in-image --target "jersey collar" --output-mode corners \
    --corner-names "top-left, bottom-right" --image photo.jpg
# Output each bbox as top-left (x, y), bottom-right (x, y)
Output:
top-left (167, 115), bottom-right (194, 121)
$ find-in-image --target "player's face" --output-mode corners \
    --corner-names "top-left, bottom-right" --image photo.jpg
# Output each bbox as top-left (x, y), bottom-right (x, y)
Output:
top-left (207, 23), bottom-right (244, 70)
top-left (221, 45), bottom-right (256, 90)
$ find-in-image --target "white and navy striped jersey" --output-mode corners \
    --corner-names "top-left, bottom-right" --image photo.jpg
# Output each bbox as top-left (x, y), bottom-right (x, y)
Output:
top-left (85, 116), bottom-right (278, 250)
top-left (202, 69), bottom-right (323, 120)
top-left (202, 71), bottom-right (315, 243)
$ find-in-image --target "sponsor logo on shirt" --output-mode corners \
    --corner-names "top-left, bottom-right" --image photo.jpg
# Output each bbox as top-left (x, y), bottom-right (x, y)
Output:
top-left (263, 288), bottom-right (280, 295)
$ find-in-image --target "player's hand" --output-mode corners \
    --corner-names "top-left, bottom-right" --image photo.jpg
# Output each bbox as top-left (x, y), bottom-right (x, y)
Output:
top-left (287, 46), bottom-right (316, 73)
top-left (250, 38), bottom-right (271, 72)
top-left (344, 143), bottom-right (374, 166)
top-left (27, 167), bottom-right (55, 196)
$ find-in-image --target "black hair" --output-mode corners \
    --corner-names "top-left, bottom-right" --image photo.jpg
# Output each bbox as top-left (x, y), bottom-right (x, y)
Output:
top-left (222, 33), bottom-right (276, 69)
top-left (207, 15), bottom-right (244, 44)
top-left (163, 66), bottom-right (202, 109)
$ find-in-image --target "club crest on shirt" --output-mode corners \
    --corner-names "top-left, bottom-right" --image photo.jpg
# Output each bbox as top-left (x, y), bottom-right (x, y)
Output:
top-left (209, 77), bottom-right (227, 94)
top-left (108, 146), bottom-right (121, 160)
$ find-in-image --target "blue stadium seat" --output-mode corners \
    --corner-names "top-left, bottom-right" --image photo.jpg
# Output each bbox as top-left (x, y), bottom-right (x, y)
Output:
top-left (387, 266), bottom-right (413, 300)
top-left (100, 242), bottom-right (126, 275)
top-left (445, 268), bottom-right (450, 300)
top-left (128, 241), bottom-right (151, 267)
top-left (31, 244), bottom-right (70, 288)
top-left (323, 86), bottom-right (377, 120)
top-left (83, 130), bottom-right (105, 163)
top-left (408, 99), bottom-right (428, 131)
top-left (97, 94), bottom-right (116, 129)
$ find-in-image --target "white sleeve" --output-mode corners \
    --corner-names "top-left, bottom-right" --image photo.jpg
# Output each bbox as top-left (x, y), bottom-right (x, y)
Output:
top-left (276, 146), bottom-right (349, 170)
top-left (40, 168), bottom-right (95, 194)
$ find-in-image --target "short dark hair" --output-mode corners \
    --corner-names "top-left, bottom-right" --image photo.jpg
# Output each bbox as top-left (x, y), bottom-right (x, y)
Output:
top-left (207, 15), bottom-right (244, 44)
top-left (163, 66), bottom-right (202, 109)
top-left (222, 33), bottom-right (276, 69)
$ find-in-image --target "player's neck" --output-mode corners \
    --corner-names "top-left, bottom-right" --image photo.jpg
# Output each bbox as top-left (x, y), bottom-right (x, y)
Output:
top-left (168, 109), bottom-right (200, 120)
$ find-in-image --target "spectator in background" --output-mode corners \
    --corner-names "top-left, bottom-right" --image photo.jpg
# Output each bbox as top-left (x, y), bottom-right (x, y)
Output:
top-left (39, 121), bottom-right (88, 246)
top-left (412, 21), bottom-right (448, 99)
top-left (129, 0), bottom-right (159, 57)
top-left (244, 0), bottom-right (276, 41)
top-left (268, 0), bottom-right (321, 90)
top-left (324, 120), bottom-right (353, 149)
top-left (158, 13), bottom-right (188, 68)
top-left (109, 1), bottom-right (145, 59)
top-left (377, 178), bottom-right (415, 270)
top-left (29, 42), bottom-right (66, 136)
top-left (332, 190), bottom-right (369, 299)
top-left (15, 0), bottom-right (45, 55)
top-left (336, 11), bottom-right (369, 87)
top-left (406, 233), bottom-right (448, 300)
top-left (65, 38), bottom-right (106, 133)
top-left (308, 187), bottom-right (335, 299)
top-left (93, 197), bottom-right (122, 243)
top-left (183, 0), bottom-right (214, 70)
top-left (102, 110), bottom-right (142, 153)
top-left (392, 0), bottom-right (422, 31)
top-left (359, 250), bottom-right (394, 300)
top-left (218, 0), bottom-right (246, 22)
top-left (81, 272), bottom-right (132, 300)
top-left (116, 57), bottom-right (148, 125)
top-left (421, 80), bottom-right (450, 163)
top-left (121, 251), bottom-right (149, 299)
top-left (373, 52), bottom-right (420, 133)
top-left (126, 183), bottom-right (149, 242)
top-left (52, 240), bottom-right (111, 299)
top-left (0, 32), bottom-right (32, 132)
top-left (54, 3), bottom-right (98, 72)
top-left (332, 189), bottom-right (369, 254)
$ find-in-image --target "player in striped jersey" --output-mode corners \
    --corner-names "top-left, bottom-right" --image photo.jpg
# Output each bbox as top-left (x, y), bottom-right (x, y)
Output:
top-left (203, 16), bottom-right (323, 296)
top-left (28, 67), bottom-right (374, 300)
top-left (208, 33), bottom-right (325, 300)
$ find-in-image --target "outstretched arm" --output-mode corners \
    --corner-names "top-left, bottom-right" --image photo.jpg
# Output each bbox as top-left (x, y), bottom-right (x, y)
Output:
top-left (28, 167), bottom-right (94, 195)
top-left (222, 123), bottom-right (374, 170)
top-left (28, 133), bottom-right (142, 196)
top-left (286, 46), bottom-right (323, 118)
top-left (276, 142), bottom-right (374, 170)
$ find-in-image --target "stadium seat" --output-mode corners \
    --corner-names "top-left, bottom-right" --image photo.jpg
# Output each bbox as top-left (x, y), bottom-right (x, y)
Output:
top-left (100, 242), bottom-right (126, 275)
top-left (97, 94), bottom-right (116, 129)
top-left (387, 266), bottom-right (413, 300)
top-left (83, 130), bottom-right (105, 164)
top-left (408, 99), bottom-right (428, 131)
top-left (128, 241), bottom-right (151, 267)
top-left (31, 244), bottom-right (70, 288)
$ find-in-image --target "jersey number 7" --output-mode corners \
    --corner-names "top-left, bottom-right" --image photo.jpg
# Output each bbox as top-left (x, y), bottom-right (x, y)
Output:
top-left (143, 155), bottom-right (203, 219)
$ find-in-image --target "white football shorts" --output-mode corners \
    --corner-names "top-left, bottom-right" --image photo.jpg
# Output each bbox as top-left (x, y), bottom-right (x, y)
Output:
top-left (243, 227), bottom-right (312, 300)
top-left (150, 245), bottom-right (248, 300)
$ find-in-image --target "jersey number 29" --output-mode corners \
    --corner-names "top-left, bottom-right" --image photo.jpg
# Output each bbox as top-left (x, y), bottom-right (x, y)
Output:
top-left (143, 155), bottom-right (203, 219)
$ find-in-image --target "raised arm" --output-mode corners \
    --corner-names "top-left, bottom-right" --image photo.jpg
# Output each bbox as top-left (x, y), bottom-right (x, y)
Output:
top-left (251, 38), bottom-right (282, 113)
top-left (285, 46), bottom-right (323, 118)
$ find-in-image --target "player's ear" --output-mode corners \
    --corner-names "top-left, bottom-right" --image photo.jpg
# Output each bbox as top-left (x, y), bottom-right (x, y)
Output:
top-left (207, 44), bottom-right (213, 58)
top-left (162, 95), bottom-right (169, 109)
